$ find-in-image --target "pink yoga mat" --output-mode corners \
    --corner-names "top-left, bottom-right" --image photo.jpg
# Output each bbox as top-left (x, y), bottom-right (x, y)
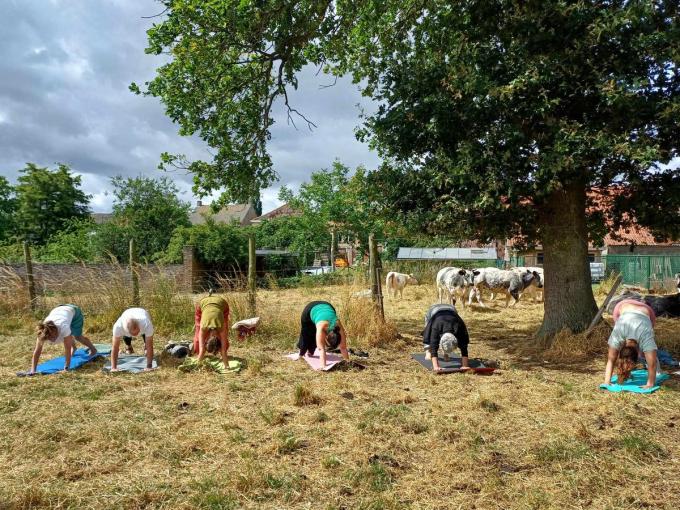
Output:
top-left (285, 351), bottom-right (344, 371)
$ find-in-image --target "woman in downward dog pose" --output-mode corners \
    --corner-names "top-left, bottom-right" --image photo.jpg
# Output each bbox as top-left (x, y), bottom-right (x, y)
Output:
top-left (193, 292), bottom-right (230, 366)
top-left (604, 299), bottom-right (659, 389)
top-left (297, 301), bottom-right (349, 368)
top-left (422, 303), bottom-right (470, 372)
top-left (30, 304), bottom-right (98, 374)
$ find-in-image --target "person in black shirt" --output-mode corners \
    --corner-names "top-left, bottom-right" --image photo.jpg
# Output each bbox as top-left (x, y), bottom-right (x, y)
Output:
top-left (422, 304), bottom-right (470, 372)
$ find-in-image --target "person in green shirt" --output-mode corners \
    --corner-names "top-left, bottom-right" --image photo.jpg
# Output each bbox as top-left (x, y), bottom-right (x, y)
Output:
top-left (297, 301), bottom-right (349, 368)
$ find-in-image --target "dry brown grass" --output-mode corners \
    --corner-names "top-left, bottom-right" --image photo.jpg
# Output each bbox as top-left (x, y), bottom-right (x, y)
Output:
top-left (1, 281), bottom-right (680, 509)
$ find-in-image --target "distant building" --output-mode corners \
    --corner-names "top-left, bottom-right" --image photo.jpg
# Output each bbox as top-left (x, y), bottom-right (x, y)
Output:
top-left (249, 203), bottom-right (300, 225)
top-left (189, 201), bottom-right (258, 226)
top-left (91, 213), bottom-right (113, 224)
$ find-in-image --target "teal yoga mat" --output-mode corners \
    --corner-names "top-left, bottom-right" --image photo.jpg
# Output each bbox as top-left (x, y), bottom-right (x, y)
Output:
top-left (102, 356), bottom-right (158, 373)
top-left (600, 370), bottom-right (670, 394)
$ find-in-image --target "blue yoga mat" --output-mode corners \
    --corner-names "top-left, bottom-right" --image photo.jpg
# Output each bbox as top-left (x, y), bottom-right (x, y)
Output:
top-left (17, 348), bottom-right (104, 376)
top-left (600, 370), bottom-right (670, 394)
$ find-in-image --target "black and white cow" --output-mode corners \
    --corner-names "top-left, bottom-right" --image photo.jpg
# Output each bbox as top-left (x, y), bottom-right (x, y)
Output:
top-left (469, 268), bottom-right (540, 307)
top-left (435, 267), bottom-right (478, 308)
top-left (513, 267), bottom-right (544, 303)
top-left (607, 288), bottom-right (680, 319)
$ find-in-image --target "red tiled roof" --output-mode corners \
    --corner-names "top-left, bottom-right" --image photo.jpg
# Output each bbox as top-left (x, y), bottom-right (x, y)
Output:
top-left (250, 203), bottom-right (300, 223)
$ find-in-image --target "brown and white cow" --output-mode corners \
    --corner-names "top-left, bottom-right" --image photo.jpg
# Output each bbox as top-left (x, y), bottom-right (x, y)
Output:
top-left (385, 271), bottom-right (418, 299)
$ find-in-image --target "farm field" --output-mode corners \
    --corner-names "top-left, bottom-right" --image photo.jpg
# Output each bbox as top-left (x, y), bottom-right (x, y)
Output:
top-left (1, 283), bottom-right (680, 510)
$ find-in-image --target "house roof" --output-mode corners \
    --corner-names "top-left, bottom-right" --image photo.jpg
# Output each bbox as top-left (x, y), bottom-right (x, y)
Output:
top-left (190, 203), bottom-right (256, 226)
top-left (250, 203), bottom-right (300, 224)
top-left (397, 247), bottom-right (497, 260)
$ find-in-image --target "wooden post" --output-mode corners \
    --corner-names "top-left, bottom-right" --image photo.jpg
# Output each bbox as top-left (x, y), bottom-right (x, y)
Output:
top-left (129, 239), bottom-right (139, 306)
top-left (584, 274), bottom-right (623, 337)
top-left (330, 230), bottom-right (336, 272)
top-left (248, 234), bottom-right (256, 316)
top-left (369, 233), bottom-right (384, 320)
top-left (23, 241), bottom-right (36, 311)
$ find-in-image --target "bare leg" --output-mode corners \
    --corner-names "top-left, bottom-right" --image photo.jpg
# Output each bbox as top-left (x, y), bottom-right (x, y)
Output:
top-left (76, 335), bottom-right (97, 356)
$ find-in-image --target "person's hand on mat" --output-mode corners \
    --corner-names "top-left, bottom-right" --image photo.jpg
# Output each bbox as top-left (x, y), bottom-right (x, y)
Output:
top-left (639, 383), bottom-right (655, 389)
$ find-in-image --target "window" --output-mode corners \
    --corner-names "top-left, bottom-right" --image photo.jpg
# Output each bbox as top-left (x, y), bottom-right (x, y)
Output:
top-left (537, 253), bottom-right (544, 264)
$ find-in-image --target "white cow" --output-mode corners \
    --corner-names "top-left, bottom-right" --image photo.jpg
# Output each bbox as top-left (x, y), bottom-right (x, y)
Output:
top-left (436, 267), bottom-right (478, 308)
top-left (385, 272), bottom-right (418, 299)
top-left (469, 268), bottom-right (540, 307)
top-left (513, 267), bottom-right (544, 303)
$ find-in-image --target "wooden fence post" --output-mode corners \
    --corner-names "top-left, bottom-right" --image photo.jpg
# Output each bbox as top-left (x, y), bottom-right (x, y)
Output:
top-left (584, 274), bottom-right (623, 337)
top-left (330, 229), bottom-right (336, 272)
top-left (248, 234), bottom-right (257, 316)
top-left (369, 233), bottom-right (384, 320)
top-left (23, 241), bottom-right (36, 311)
top-left (129, 239), bottom-right (139, 306)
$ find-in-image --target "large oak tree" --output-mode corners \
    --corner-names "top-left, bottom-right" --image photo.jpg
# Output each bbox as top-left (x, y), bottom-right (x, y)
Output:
top-left (136, 0), bottom-right (680, 338)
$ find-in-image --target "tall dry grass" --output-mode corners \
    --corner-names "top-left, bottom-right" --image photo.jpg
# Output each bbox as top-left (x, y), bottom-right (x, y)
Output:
top-left (0, 264), bottom-right (194, 337)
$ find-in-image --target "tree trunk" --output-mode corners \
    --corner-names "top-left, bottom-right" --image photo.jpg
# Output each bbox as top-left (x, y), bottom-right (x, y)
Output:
top-left (537, 182), bottom-right (598, 340)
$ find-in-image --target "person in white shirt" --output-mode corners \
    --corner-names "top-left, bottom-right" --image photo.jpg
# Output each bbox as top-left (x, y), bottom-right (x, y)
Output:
top-left (30, 304), bottom-right (97, 374)
top-left (111, 308), bottom-right (155, 371)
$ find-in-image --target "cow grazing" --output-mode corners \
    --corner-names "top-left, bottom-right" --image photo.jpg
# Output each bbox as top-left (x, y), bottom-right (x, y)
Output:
top-left (607, 289), bottom-right (680, 319)
top-left (469, 268), bottom-right (540, 307)
top-left (385, 272), bottom-right (418, 299)
top-left (436, 267), bottom-right (479, 308)
top-left (513, 267), bottom-right (544, 303)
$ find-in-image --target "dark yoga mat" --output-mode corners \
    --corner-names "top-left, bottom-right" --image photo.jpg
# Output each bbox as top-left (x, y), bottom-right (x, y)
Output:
top-left (411, 353), bottom-right (495, 374)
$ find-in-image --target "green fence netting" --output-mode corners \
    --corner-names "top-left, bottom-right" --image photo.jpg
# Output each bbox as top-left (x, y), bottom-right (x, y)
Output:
top-left (604, 255), bottom-right (680, 290)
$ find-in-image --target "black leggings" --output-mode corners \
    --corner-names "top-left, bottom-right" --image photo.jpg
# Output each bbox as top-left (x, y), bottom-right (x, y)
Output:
top-left (123, 334), bottom-right (146, 347)
top-left (297, 301), bottom-right (335, 357)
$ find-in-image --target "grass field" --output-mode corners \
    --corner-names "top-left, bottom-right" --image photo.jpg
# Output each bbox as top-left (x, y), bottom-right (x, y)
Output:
top-left (1, 282), bottom-right (680, 510)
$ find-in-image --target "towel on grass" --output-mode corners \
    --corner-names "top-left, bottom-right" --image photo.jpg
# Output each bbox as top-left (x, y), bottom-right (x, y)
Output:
top-left (16, 348), bottom-right (103, 376)
top-left (285, 351), bottom-right (344, 371)
top-left (102, 356), bottom-right (158, 373)
top-left (599, 370), bottom-right (670, 394)
top-left (411, 353), bottom-right (495, 374)
top-left (179, 356), bottom-right (242, 374)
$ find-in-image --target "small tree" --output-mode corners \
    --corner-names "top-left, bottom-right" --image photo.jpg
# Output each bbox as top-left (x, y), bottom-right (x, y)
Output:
top-left (14, 163), bottom-right (90, 245)
top-left (105, 176), bottom-right (191, 261)
top-left (0, 176), bottom-right (16, 243)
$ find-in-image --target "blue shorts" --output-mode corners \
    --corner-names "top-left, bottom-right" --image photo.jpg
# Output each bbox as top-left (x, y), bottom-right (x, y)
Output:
top-left (63, 304), bottom-right (84, 337)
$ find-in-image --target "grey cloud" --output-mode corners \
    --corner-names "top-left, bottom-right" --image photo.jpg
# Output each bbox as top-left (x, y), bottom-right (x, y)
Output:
top-left (0, 0), bottom-right (380, 214)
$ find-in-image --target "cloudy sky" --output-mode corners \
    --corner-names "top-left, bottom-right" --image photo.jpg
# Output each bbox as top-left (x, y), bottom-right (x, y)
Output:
top-left (0, 0), bottom-right (380, 213)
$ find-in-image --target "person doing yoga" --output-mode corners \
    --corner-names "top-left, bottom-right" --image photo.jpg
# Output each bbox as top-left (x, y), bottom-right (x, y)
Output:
top-left (422, 304), bottom-right (470, 372)
top-left (297, 301), bottom-right (349, 368)
top-left (604, 299), bottom-right (659, 389)
top-left (30, 304), bottom-right (98, 374)
top-left (111, 308), bottom-right (155, 372)
top-left (193, 293), bottom-right (230, 366)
